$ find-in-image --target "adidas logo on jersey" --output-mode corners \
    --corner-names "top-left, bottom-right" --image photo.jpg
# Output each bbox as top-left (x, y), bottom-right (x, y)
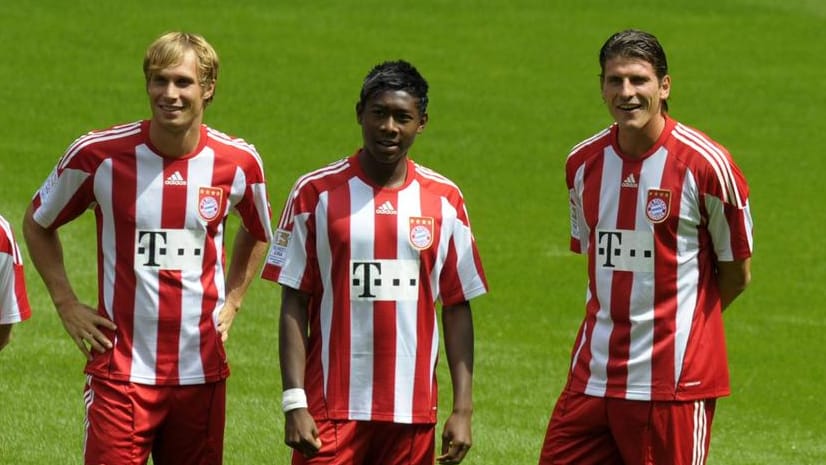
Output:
top-left (375, 200), bottom-right (396, 215)
top-left (621, 173), bottom-right (638, 188)
top-left (165, 171), bottom-right (186, 186)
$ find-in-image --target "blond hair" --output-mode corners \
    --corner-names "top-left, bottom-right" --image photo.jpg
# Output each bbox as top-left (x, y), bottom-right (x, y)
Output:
top-left (143, 32), bottom-right (219, 104)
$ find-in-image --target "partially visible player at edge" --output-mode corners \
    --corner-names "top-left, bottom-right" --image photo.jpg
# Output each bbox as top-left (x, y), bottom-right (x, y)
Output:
top-left (538, 29), bottom-right (753, 465)
top-left (22, 32), bottom-right (272, 465)
top-left (0, 213), bottom-right (32, 351)
top-left (262, 60), bottom-right (488, 465)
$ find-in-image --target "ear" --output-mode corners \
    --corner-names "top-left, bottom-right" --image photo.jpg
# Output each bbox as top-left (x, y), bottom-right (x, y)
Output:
top-left (659, 74), bottom-right (671, 100)
top-left (355, 102), bottom-right (364, 125)
top-left (417, 113), bottom-right (428, 134)
top-left (203, 80), bottom-right (216, 101)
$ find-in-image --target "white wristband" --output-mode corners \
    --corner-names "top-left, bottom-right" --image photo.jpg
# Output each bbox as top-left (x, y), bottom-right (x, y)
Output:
top-left (282, 388), bottom-right (308, 412)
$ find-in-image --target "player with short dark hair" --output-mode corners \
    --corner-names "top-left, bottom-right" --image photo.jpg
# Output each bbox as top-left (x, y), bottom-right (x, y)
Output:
top-left (538, 29), bottom-right (753, 465)
top-left (0, 214), bottom-right (32, 351)
top-left (23, 31), bottom-right (272, 465)
top-left (264, 59), bottom-right (488, 465)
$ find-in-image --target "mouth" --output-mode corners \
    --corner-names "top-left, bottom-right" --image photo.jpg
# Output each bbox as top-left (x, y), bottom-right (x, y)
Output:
top-left (376, 140), bottom-right (400, 149)
top-left (617, 103), bottom-right (642, 112)
top-left (159, 104), bottom-right (184, 113)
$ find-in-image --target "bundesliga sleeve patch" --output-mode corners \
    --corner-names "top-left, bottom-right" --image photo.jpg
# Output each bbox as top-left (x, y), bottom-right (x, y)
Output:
top-left (37, 168), bottom-right (60, 205)
top-left (266, 228), bottom-right (291, 267)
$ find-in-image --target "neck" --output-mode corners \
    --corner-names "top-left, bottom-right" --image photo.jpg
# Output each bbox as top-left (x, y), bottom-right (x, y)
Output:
top-left (617, 113), bottom-right (666, 159)
top-left (358, 150), bottom-right (408, 188)
top-left (149, 121), bottom-right (202, 158)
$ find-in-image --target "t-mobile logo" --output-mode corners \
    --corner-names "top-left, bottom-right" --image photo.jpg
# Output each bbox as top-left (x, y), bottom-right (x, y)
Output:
top-left (350, 259), bottom-right (420, 301)
top-left (596, 229), bottom-right (654, 272)
top-left (136, 229), bottom-right (206, 270)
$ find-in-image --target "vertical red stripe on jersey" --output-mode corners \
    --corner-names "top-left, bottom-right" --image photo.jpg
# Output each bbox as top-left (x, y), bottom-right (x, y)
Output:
top-left (604, 161), bottom-right (640, 398)
top-left (413, 189), bottom-right (441, 420)
top-left (575, 155), bottom-right (606, 383)
top-left (201, 157), bottom-right (232, 380)
top-left (371, 190), bottom-right (399, 419)
top-left (326, 184), bottom-right (352, 415)
top-left (107, 153), bottom-right (139, 379)
top-left (12, 264), bottom-right (31, 320)
top-left (156, 161), bottom-right (189, 383)
top-left (650, 156), bottom-right (683, 393)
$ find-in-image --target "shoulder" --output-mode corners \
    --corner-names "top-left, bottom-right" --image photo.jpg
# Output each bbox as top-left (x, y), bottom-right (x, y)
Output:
top-left (666, 121), bottom-right (739, 179)
top-left (0, 215), bottom-right (14, 253)
top-left (204, 126), bottom-right (262, 163)
top-left (668, 122), bottom-right (732, 161)
top-left (667, 121), bottom-right (748, 206)
top-left (58, 121), bottom-right (144, 169)
top-left (412, 162), bottom-right (464, 199)
top-left (68, 121), bottom-right (143, 149)
top-left (291, 157), bottom-right (354, 196)
top-left (566, 125), bottom-right (613, 168)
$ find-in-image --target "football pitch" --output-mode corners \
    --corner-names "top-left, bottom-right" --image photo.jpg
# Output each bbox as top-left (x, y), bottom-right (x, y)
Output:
top-left (1, 1), bottom-right (824, 463)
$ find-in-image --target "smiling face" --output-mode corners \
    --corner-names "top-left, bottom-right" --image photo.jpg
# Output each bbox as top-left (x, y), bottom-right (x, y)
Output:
top-left (147, 49), bottom-right (214, 134)
top-left (601, 56), bottom-right (670, 138)
top-left (357, 89), bottom-right (427, 168)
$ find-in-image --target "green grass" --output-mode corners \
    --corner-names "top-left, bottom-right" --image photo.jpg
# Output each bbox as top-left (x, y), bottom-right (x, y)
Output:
top-left (1, 1), bottom-right (824, 464)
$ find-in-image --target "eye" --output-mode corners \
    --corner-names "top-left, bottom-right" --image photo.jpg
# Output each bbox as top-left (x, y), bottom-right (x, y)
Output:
top-left (395, 113), bottom-right (413, 124)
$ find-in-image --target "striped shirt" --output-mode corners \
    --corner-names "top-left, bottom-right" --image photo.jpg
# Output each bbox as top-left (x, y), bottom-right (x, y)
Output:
top-left (263, 153), bottom-right (487, 423)
top-left (31, 120), bottom-right (272, 385)
top-left (0, 214), bottom-right (31, 325)
top-left (565, 116), bottom-right (753, 401)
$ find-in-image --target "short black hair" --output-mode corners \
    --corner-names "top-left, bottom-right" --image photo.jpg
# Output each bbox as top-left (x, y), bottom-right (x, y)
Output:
top-left (358, 60), bottom-right (429, 115)
top-left (599, 29), bottom-right (669, 111)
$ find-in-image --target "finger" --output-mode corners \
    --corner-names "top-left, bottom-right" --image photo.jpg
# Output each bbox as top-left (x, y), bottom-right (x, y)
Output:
top-left (88, 336), bottom-right (111, 353)
top-left (85, 328), bottom-right (113, 350)
top-left (437, 443), bottom-right (470, 464)
top-left (300, 438), bottom-right (322, 458)
top-left (440, 435), bottom-right (451, 455)
top-left (74, 337), bottom-right (93, 360)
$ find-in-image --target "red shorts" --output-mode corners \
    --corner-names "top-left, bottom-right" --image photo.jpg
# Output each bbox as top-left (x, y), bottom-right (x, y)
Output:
top-left (292, 420), bottom-right (435, 465)
top-left (539, 389), bottom-right (716, 465)
top-left (83, 375), bottom-right (226, 465)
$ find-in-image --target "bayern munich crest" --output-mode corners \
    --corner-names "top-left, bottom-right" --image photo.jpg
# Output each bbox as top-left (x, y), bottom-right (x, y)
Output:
top-left (198, 187), bottom-right (224, 222)
top-left (645, 189), bottom-right (671, 223)
top-left (408, 216), bottom-right (434, 250)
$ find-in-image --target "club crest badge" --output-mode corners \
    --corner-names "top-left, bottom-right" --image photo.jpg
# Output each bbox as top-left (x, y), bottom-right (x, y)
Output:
top-left (409, 217), bottom-right (434, 250)
top-left (646, 189), bottom-right (671, 224)
top-left (198, 187), bottom-right (224, 223)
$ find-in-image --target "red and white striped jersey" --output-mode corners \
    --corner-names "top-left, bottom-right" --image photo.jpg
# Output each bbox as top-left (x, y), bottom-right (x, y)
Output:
top-left (0, 214), bottom-right (31, 325)
top-left (31, 120), bottom-right (272, 385)
top-left (262, 153), bottom-right (488, 424)
top-left (565, 116), bottom-right (753, 401)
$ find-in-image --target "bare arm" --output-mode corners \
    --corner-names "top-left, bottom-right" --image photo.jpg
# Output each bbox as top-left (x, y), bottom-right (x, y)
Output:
top-left (438, 301), bottom-right (474, 465)
top-left (216, 225), bottom-right (268, 341)
top-left (717, 258), bottom-right (751, 310)
top-left (21, 205), bottom-right (116, 360)
top-left (279, 285), bottom-right (322, 456)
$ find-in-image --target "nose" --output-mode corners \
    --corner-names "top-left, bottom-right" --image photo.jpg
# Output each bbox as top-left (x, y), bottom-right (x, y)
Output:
top-left (161, 82), bottom-right (179, 100)
top-left (619, 79), bottom-right (635, 97)
top-left (379, 116), bottom-right (399, 134)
